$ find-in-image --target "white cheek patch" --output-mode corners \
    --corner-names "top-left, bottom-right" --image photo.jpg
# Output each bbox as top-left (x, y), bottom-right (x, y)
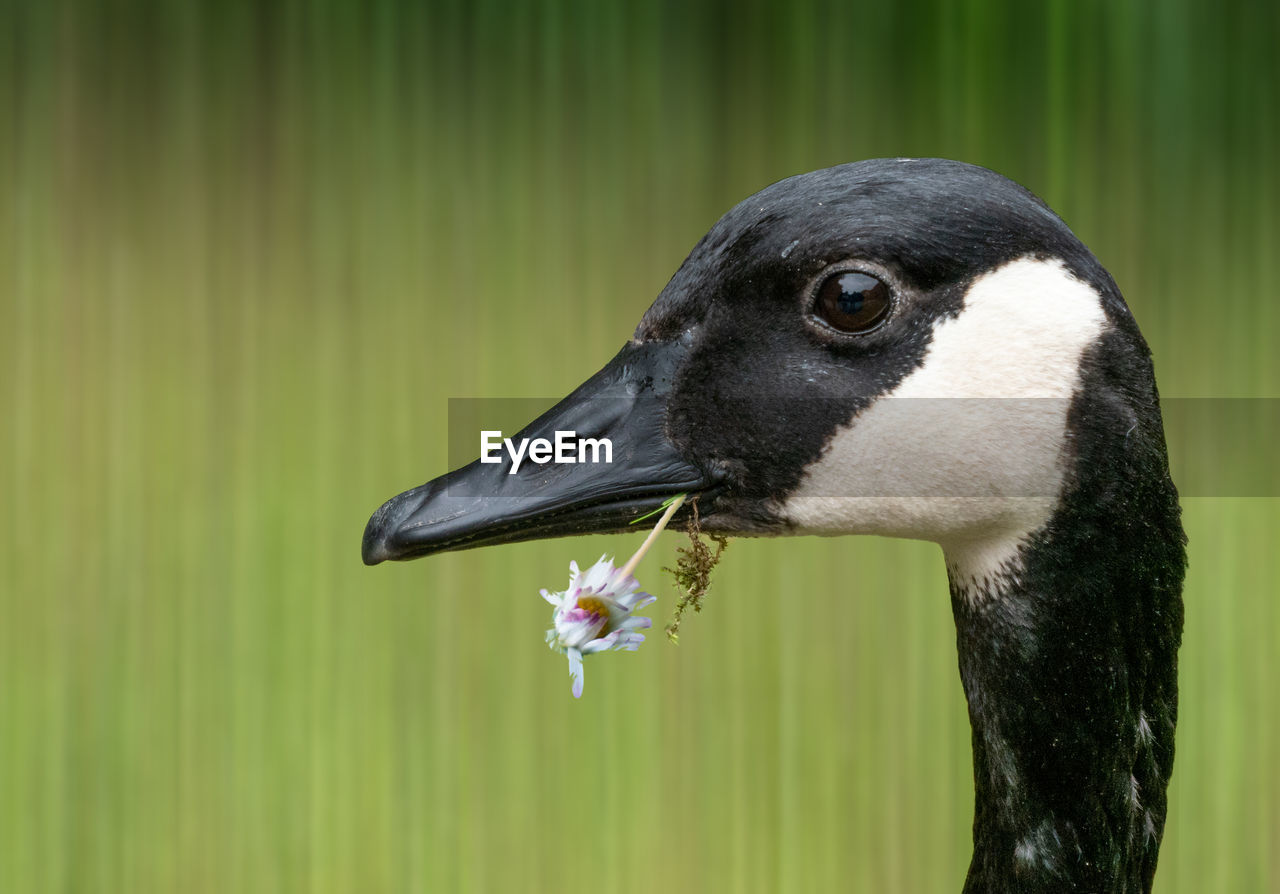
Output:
top-left (782, 256), bottom-right (1107, 590)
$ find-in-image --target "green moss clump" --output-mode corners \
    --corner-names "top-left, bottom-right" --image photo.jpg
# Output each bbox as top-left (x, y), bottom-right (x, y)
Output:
top-left (663, 499), bottom-right (729, 643)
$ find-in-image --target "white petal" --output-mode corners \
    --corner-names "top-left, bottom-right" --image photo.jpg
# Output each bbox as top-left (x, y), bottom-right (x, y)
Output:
top-left (614, 632), bottom-right (646, 649)
top-left (541, 588), bottom-right (562, 606)
top-left (581, 629), bottom-right (621, 654)
top-left (618, 591), bottom-right (656, 611)
top-left (567, 648), bottom-right (584, 698)
top-left (617, 616), bottom-right (651, 630)
top-left (559, 612), bottom-right (609, 649)
top-left (581, 555), bottom-right (614, 591)
top-left (609, 570), bottom-right (640, 595)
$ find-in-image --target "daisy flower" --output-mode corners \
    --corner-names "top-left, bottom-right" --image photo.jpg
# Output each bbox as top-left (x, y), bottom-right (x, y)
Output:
top-left (541, 494), bottom-right (685, 698)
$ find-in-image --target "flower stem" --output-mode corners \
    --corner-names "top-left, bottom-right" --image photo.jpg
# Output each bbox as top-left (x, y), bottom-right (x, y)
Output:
top-left (619, 494), bottom-right (686, 579)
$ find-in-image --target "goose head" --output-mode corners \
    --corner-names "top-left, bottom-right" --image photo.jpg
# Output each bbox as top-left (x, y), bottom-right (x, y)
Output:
top-left (363, 158), bottom-right (1185, 893)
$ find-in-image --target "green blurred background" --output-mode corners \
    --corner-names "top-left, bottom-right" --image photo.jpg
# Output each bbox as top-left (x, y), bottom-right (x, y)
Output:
top-left (2, 0), bottom-right (1278, 891)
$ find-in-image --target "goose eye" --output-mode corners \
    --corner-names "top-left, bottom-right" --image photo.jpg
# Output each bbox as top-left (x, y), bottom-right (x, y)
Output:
top-left (813, 271), bottom-right (891, 334)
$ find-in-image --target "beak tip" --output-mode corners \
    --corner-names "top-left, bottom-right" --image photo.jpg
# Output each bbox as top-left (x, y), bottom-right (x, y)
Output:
top-left (361, 523), bottom-right (391, 565)
top-left (361, 540), bottom-right (388, 566)
top-left (361, 495), bottom-right (405, 565)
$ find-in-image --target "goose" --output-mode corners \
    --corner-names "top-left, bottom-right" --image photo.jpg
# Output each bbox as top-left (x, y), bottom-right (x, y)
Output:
top-left (362, 158), bottom-right (1186, 893)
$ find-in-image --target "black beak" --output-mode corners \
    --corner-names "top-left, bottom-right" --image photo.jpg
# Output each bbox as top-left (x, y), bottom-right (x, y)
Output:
top-left (361, 334), bottom-right (721, 564)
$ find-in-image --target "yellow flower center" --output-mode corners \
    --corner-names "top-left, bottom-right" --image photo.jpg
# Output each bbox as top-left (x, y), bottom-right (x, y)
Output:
top-left (577, 595), bottom-right (611, 634)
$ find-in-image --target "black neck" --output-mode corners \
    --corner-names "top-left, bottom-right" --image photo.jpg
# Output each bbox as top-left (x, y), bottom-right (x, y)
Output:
top-left (948, 443), bottom-right (1185, 892)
